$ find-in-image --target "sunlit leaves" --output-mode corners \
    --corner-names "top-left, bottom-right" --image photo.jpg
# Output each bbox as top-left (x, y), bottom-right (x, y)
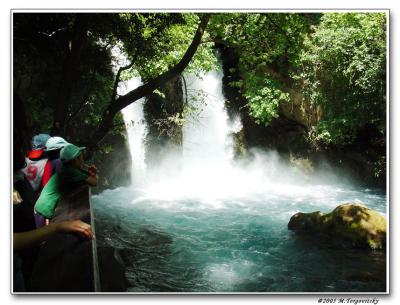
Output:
top-left (242, 74), bottom-right (289, 125)
top-left (208, 13), bottom-right (312, 125)
top-left (296, 13), bottom-right (386, 145)
top-left (118, 13), bottom-right (217, 80)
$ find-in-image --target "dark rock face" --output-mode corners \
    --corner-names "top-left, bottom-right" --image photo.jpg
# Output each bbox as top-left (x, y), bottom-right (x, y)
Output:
top-left (288, 203), bottom-right (386, 250)
top-left (217, 43), bottom-right (311, 158)
top-left (217, 44), bottom-right (386, 188)
top-left (287, 211), bottom-right (324, 233)
top-left (143, 76), bottom-right (184, 169)
top-left (92, 128), bottom-right (132, 193)
top-left (316, 123), bottom-right (386, 189)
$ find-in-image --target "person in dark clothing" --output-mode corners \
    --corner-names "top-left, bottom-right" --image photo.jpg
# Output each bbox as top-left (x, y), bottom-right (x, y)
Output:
top-left (13, 146), bottom-right (41, 291)
top-left (13, 148), bottom-right (36, 233)
top-left (13, 144), bottom-right (93, 292)
top-left (34, 143), bottom-right (98, 222)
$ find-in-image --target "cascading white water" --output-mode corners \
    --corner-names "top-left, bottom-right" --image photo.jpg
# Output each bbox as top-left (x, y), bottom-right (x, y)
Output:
top-left (139, 71), bottom-right (250, 202)
top-left (120, 71), bottom-right (379, 207)
top-left (182, 71), bottom-right (236, 168)
top-left (120, 70), bottom-right (244, 201)
top-left (120, 78), bottom-right (147, 185)
top-left (96, 69), bottom-right (387, 293)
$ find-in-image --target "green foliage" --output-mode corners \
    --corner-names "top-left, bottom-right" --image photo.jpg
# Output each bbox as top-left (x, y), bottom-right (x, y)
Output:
top-left (117, 13), bottom-right (218, 80)
top-left (373, 155), bottom-right (386, 179)
top-left (14, 12), bottom-right (386, 154)
top-left (13, 13), bottom-right (117, 143)
top-left (243, 74), bottom-right (289, 125)
top-left (295, 13), bottom-right (386, 145)
top-left (209, 13), bottom-right (312, 67)
top-left (208, 13), bottom-right (314, 125)
top-left (13, 13), bottom-right (217, 146)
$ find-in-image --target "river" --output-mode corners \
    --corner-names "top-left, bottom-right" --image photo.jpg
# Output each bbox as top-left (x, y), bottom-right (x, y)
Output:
top-left (92, 71), bottom-right (387, 293)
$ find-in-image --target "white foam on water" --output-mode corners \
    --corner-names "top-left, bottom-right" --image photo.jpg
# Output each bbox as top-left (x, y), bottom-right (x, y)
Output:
top-left (119, 70), bottom-right (385, 215)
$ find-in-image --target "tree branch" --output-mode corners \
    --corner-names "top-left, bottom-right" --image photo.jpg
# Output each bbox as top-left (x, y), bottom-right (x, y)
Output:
top-left (111, 62), bottom-right (134, 103)
top-left (181, 74), bottom-right (188, 105)
top-left (200, 37), bottom-right (225, 45)
top-left (89, 14), bottom-right (210, 149)
top-left (265, 14), bottom-right (293, 44)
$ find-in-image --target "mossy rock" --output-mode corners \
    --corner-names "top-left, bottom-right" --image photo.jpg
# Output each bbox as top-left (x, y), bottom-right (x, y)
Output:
top-left (288, 203), bottom-right (386, 250)
top-left (287, 211), bottom-right (324, 233)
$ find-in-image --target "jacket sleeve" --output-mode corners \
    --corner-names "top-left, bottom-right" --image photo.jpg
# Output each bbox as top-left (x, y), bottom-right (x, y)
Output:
top-left (41, 160), bottom-right (52, 188)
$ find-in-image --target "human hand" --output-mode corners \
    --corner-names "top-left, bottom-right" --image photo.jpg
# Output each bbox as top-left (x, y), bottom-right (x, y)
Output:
top-left (13, 190), bottom-right (23, 204)
top-left (56, 220), bottom-right (94, 240)
top-left (87, 165), bottom-right (98, 177)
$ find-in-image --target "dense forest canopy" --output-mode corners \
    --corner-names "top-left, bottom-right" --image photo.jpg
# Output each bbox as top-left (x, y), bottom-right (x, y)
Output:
top-left (294, 13), bottom-right (386, 145)
top-left (13, 12), bottom-right (386, 156)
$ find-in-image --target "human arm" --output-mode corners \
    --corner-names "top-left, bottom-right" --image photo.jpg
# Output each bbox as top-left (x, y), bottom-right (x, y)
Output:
top-left (82, 164), bottom-right (98, 186)
top-left (85, 175), bottom-right (98, 186)
top-left (13, 220), bottom-right (93, 251)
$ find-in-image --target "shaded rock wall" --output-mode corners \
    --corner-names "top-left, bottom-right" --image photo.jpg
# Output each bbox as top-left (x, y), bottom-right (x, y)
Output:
top-left (92, 129), bottom-right (132, 193)
top-left (217, 43), bottom-right (386, 188)
top-left (143, 76), bottom-right (184, 169)
top-left (217, 43), bottom-right (312, 158)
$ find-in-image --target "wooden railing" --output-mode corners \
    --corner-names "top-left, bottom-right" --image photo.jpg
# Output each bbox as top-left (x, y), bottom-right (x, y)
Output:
top-left (27, 186), bottom-right (101, 292)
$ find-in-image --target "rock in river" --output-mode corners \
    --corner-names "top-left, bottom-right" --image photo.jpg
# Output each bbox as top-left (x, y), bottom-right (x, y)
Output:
top-left (288, 203), bottom-right (386, 250)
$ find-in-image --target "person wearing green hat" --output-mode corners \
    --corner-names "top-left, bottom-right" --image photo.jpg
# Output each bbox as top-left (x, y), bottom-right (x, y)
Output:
top-left (34, 143), bottom-right (98, 227)
top-left (45, 136), bottom-right (70, 175)
top-left (13, 141), bottom-right (94, 292)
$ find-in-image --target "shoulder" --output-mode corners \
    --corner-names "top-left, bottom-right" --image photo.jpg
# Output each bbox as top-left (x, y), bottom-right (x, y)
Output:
top-left (60, 165), bottom-right (88, 183)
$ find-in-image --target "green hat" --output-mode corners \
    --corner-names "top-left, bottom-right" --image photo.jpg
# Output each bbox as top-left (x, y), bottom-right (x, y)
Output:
top-left (45, 136), bottom-right (70, 151)
top-left (60, 143), bottom-right (86, 162)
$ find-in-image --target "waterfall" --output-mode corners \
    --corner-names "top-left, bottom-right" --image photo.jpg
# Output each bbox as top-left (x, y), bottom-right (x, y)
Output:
top-left (98, 66), bottom-right (386, 294)
top-left (121, 70), bottom-right (334, 203)
top-left (182, 71), bottom-right (239, 171)
top-left (121, 70), bottom-right (239, 187)
top-left (120, 78), bottom-right (147, 185)
top-left (120, 70), bottom-right (243, 200)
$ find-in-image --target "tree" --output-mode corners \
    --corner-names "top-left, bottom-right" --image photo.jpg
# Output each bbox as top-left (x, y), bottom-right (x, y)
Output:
top-left (89, 14), bottom-right (210, 150)
top-left (13, 13), bottom-right (117, 143)
top-left (295, 13), bottom-right (386, 145)
top-left (14, 12), bottom-right (386, 153)
top-left (13, 13), bottom-right (211, 151)
top-left (207, 13), bottom-right (317, 125)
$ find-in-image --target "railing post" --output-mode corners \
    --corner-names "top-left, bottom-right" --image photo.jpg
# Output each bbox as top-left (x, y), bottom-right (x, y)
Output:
top-left (88, 187), bottom-right (101, 292)
top-left (26, 186), bottom-right (101, 292)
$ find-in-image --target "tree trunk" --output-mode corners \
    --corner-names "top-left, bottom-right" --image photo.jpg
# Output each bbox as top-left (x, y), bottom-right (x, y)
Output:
top-left (52, 14), bottom-right (88, 136)
top-left (87, 14), bottom-right (210, 152)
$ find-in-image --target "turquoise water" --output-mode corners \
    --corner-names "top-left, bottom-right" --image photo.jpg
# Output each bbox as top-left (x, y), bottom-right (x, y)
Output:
top-left (108, 70), bottom-right (387, 292)
top-left (93, 183), bottom-right (386, 293)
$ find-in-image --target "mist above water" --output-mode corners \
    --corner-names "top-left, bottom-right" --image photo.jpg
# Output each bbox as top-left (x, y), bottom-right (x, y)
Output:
top-left (94, 70), bottom-right (386, 292)
top-left (120, 71), bottom-right (385, 215)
